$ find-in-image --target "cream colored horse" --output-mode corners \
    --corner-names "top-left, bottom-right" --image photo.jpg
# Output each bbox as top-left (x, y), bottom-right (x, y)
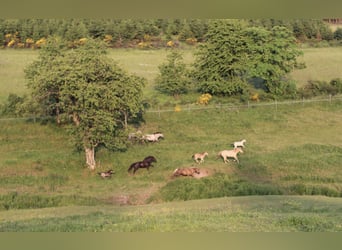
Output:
top-left (218, 148), bottom-right (243, 163)
top-left (233, 139), bottom-right (246, 149)
top-left (192, 152), bottom-right (208, 164)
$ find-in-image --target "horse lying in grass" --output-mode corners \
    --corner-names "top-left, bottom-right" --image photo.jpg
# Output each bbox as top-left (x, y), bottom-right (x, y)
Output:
top-left (233, 139), bottom-right (246, 149)
top-left (173, 167), bottom-right (201, 177)
top-left (218, 148), bottom-right (243, 163)
top-left (143, 132), bottom-right (164, 142)
top-left (128, 156), bottom-right (157, 174)
top-left (192, 152), bottom-right (208, 164)
top-left (98, 169), bottom-right (115, 178)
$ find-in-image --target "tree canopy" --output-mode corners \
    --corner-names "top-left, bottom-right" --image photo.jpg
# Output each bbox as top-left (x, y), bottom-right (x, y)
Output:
top-left (192, 20), bottom-right (302, 97)
top-left (25, 37), bottom-right (145, 169)
top-left (155, 50), bottom-right (191, 97)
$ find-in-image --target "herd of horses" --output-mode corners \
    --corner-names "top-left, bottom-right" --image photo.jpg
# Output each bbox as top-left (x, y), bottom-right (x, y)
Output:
top-left (98, 133), bottom-right (247, 178)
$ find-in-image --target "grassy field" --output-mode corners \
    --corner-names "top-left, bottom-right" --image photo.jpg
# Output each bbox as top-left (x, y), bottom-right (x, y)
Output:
top-left (2, 195), bottom-right (342, 232)
top-left (289, 47), bottom-right (342, 87)
top-left (1, 46), bottom-right (342, 102)
top-left (0, 47), bottom-right (342, 231)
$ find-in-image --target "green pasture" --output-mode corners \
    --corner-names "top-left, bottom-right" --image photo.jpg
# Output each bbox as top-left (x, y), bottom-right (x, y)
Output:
top-left (1, 46), bottom-right (342, 102)
top-left (289, 47), bottom-right (342, 87)
top-left (2, 196), bottom-right (342, 232)
top-left (0, 47), bottom-right (342, 231)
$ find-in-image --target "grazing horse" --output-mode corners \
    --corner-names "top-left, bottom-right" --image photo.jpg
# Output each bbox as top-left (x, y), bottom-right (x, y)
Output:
top-left (143, 132), bottom-right (164, 142)
top-left (192, 152), bottom-right (208, 164)
top-left (128, 156), bottom-right (157, 174)
top-left (173, 167), bottom-right (201, 177)
top-left (98, 169), bottom-right (115, 178)
top-left (218, 148), bottom-right (243, 163)
top-left (233, 139), bottom-right (246, 149)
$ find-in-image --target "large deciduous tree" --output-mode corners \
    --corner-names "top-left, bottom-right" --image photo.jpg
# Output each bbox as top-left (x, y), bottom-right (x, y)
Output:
top-left (25, 37), bottom-right (145, 170)
top-left (192, 19), bottom-right (302, 97)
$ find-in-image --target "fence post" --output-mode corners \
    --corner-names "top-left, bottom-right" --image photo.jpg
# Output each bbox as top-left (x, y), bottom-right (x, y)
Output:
top-left (329, 94), bottom-right (332, 104)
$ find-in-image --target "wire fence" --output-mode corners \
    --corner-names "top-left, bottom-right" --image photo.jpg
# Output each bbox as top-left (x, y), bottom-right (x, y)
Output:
top-left (1, 95), bottom-right (342, 122)
top-left (145, 94), bottom-right (342, 117)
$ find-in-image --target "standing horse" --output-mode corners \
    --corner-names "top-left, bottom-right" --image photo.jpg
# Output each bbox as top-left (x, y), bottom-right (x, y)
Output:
top-left (128, 156), bottom-right (157, 174)
top-left (218, 148), bottom-right (243, 163)
top-left (192, 152), bottom-right (208, 164)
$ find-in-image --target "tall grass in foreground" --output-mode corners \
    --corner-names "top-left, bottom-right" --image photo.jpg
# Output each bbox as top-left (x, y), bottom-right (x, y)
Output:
top-left (1, 196), bottom-right (342, 232)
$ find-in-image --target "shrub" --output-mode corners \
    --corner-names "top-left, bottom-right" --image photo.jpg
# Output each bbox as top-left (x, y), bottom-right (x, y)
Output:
top-left (198, 78), bottom-right (248, 96)
top-left (299, 78), bottom-right (342, 98)
top-left (197, 93), bottom-right (212, 105)
top-left (0, 93), bottom-right (25, 116)
top-left (334, 28), bottom-right (342, 40)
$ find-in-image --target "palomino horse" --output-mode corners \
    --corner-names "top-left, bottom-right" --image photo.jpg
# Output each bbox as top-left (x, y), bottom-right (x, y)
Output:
top-left (192, 152), bottom-right (208, 164)
top-left (143, 132), bottom-right (164, 142)
top-left (128, 156), bottom-right (157, 174)
top-left (218, 148), bottom-right (243, 163)
top-left (173, 167), bottom-right (201, 177)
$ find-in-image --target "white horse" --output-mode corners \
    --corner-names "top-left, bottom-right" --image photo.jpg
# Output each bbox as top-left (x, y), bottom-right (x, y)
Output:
top-left (192, 152), bottom-right (208, 164)
top-left (218, 148), bottom-right (243, 163)
top-left (143, 132), bottom-right (164, 142)
top-left (233, 139), bottom-right (246, 149)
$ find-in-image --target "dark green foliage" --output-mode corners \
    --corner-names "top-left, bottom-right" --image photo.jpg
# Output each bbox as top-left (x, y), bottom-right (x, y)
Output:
top-left (192, 20), bottom-right (302, 98)
top-left (0, 93), bottom-right (25, 116)
top-left (299, 78), bottom-right (342, 98)
top-left (0, 19), bottom-right (339, 49)
top-left (25, 37), bottom-right (145, 168)
top-left (198, 78), bottom-right (248, 96)
top-left (155, 50), bottom-right (191, 97)
top-left (334, 28), bottom-right (342, 40)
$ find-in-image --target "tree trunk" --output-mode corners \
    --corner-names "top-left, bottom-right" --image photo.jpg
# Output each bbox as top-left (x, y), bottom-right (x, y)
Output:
top-left (85, 146), bottom-right (96, 170)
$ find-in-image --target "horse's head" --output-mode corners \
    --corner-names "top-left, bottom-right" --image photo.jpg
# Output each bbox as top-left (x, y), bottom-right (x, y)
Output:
top-left (143, 156), bottom-right (157, 163)
top-left (236, 148), bottom-right (243, 153)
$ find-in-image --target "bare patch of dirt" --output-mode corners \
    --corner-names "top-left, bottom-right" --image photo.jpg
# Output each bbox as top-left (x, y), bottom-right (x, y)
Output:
top-left (193, 168), bottom-right (213, 179)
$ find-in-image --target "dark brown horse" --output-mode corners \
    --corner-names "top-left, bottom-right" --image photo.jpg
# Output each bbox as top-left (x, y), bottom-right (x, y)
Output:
top-left (128, 156), bottom-right (157, 174)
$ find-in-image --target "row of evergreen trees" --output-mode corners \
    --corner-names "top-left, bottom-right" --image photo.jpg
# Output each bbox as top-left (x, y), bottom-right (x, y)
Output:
top-left (1, 19), bottom-right (341, 49)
